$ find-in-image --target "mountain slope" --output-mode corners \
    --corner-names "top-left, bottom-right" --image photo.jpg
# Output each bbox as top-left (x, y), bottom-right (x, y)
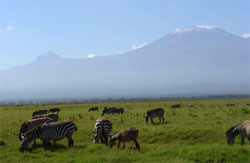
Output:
top-left (0, 26), bottom-right (249, 100)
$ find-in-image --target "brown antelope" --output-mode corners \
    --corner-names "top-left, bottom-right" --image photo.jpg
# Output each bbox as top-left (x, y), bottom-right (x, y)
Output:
top-left (109, 127), bottom-right (140, 151)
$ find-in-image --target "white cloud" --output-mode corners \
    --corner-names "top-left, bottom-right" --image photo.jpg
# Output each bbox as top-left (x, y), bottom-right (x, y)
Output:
top-left (131, 42), bottom-right (148, 50)
top-left (87, 54), bottom-right (96, 58)
top-left (104, 53), bottom-right (108, 56)
top-left (6, 26), bottom-right (14, 31)
top-left (240, 33), bottom-right (250, 38)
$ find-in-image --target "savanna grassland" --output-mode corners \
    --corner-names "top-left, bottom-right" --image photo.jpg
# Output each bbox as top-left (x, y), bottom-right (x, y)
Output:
top-left (0, 98), bottom-right (250, 163)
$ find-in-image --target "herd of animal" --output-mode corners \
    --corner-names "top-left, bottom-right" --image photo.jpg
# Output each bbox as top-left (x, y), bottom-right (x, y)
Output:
top-left (14, 103), bottom-right (250, 152)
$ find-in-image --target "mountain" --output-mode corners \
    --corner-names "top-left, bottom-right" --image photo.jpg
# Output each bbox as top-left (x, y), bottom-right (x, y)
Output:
top-left (0, 26), bottom-right (249, 100)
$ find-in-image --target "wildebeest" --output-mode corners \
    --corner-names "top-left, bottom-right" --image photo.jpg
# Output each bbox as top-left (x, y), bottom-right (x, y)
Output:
top-left (171, 104), bottom-right (180, 109)
top-left (109, 127), bottom-right (140, 151)
top-left (33, 113), bottom-right (59, 122)
top-left (114, 108), bottom-right (125, 114)
top-left (101, 107), bottom-right (116, 116)
top-left (246, 103), bottom-right (250, 106)
top-left (144, 108), bottom-right (165, 125)
top-left (49, 108), bottom-right (60, 113)
top-left (92, 118), bottom-right (113, 145)
top-left (101, 107), bottom-right (125, 115)
top-left (32, 109), bottom-right (48, 118)
top-left (225, 120), bottom-right (250, 145)
top-left (88, 107), bottom-right (99, 112)
top-left (19, 120), bottom-right (77, 152)
top-left (226, 104), bottom-right (235, 107)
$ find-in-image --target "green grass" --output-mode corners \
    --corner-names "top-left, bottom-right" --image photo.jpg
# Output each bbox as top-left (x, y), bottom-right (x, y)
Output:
top-left (0, 98), bottom-right (250, 162)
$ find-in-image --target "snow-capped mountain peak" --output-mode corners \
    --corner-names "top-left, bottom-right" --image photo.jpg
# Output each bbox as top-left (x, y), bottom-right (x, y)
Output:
top-left (171, 25), bottom-right (219, 34)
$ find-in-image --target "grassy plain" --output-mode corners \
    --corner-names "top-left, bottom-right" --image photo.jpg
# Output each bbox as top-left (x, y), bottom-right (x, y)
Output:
top-left (0, 98), bottom-right (250, 163)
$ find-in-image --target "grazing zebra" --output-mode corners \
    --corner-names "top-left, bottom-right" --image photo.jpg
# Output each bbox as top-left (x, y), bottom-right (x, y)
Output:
top-left (34, 113), bottom-right (59, 122)
top-left (19, 120), bottom-right (77, 152)
top-left (19, 117), bottom-right (54, 146)
top-left (109, 127), bottom-right (140, 151)
top-left (188, 104), bottom-right (193, 107)
top-left (225, 120), bottom-right (250, 145)
top-left (92, 118), bottom-right (112, 145)
top-left (88, 107), bottom-right (99, 112)
top-left (32, 109), bottom-right (48, 118)
top-left (144, 108), bottom-right (165, 125)
top-left (171, 104), bottom-right (180, 109)
top-left (49, 108), bottom-right (60, 113)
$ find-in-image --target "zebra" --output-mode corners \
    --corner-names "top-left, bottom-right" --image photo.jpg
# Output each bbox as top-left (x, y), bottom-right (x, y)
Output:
top-left (33, 113), bottom-right (59, 122)
top-left (32, 109), bottom-right (48, 118)
top-left (88, 107), bottom-right (99, 112)
top-left (19, 120), bottom-right (77, 152)
top-left (19, 117), bottom-right (54, 146)
top-left (144, 108), bottom-right (165, 125)
top-left (109, 127), bottom-right (140, 151)
top-left (49, 108), bottom-right (60, 113)
top-left (225, 120), bottom-right (250, 145)
top-left (92, 118), bottom-right (112, 145)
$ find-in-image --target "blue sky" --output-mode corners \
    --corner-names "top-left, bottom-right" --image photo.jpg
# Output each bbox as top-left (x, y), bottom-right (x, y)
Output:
top-left (0, 0), bottom-right (249, 70)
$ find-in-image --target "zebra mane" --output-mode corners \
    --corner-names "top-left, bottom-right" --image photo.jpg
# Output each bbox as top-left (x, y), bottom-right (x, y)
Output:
top-left (23, 125), bottom-right (42, 137)
top-left (226, 123), bottom-right (240, 136)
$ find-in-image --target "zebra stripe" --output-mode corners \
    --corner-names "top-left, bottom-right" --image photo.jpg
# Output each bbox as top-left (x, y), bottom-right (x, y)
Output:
top-left (19, 117), bottom-right (54, 141)
top-left (93, 118), bottom-right (112, 145)
top-left (20, 120), bottom-right (77, 151)
top-left (145, 108), bottom-right (165, 124)
top-left (34, 113), bottom-right (59, 122)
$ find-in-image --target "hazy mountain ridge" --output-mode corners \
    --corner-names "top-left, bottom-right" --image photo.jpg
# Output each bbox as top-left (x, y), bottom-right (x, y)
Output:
top-left (1, 26), bottom-right (249, 100)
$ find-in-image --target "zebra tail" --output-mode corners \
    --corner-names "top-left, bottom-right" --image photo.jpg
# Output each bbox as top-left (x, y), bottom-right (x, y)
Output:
top-left (74, 125), bottom-right (78, 131)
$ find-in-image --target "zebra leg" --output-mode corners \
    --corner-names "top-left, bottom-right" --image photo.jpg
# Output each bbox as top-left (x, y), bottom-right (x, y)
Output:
top-left (150, 117), bottom-right (154, 124)
top-left (104, 136), bottom-right (108, 146)
top-left (67, 135), bottom-right (74, 148)
top-left (133, 140), bottom-right (140, 151)
top-left (241, 136), bottom-right (245, 145)
top-left (122, 141), bottom-right (126, 149)
top-left (47, 141), bottom-right (52, 149)
top-left (162, 115), bottom-right (165, 123)
top-left (43, 140), bottom-right (47, 148)
top-left (248, 137), bottom-right (250, 145)
top-left (117, 140), bottom-right (121, 148)
top-left (100, 137), bottom-right (104, 144)
top-left (158, 116), bottom-right (161, 123)
top-left (33, 140), bottom-right (37, 147)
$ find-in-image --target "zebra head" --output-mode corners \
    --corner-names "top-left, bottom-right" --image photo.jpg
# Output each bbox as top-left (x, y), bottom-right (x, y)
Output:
top-left (225, 125), bottom-right (239, 145)
top-left (19, 134), bottom-right (32, 152)
top-left (91, 134), bottom-right (99, 144)
top-left (19, 122), bottom-right (28, 141)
